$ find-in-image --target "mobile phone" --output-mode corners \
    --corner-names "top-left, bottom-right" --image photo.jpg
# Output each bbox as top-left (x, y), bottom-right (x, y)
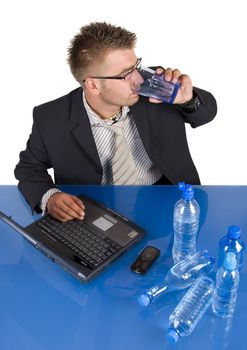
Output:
top-left (130, 246), bottom-right (160, 274)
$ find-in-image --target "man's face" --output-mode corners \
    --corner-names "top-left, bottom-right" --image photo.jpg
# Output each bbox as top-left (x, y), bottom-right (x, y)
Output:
top-left (93, 49), bottom-right (143, 107)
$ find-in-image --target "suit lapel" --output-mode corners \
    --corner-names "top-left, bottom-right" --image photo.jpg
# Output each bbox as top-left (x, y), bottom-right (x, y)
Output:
top-left (69, 88), bottom-right (101, 170)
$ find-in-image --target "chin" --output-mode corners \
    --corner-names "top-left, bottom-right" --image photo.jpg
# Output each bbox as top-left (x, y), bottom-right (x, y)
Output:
top-left (127, 93), bottom-right (139, 105)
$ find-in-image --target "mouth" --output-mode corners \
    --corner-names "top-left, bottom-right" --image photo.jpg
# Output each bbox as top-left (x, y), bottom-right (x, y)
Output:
top-left (133, 83), bottom-right (142, 92)
top-left (131, 87), bottom-right (140, 95)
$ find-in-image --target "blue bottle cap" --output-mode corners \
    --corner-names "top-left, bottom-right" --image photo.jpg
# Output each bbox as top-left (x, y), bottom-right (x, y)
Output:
top-left (137, 293), bottom-right (151, 307)
top-left (178, 181), bottom-right (186, 191)
top-left (208, 256), bottom-right (216, 267)
top-left (227, 225), bottom-right (241, 239)
top-left (198, 250), bottom-right (215, 269)
top-left (223, 252), bottom-right (237, 270)
top-left (167, 328), bottom-right (180, 343)
top-left (178, 182), bottom-right (194, 200)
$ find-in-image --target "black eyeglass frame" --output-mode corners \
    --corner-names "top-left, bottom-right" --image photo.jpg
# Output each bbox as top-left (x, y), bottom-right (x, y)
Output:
top-left (82, 58), bottom-right (142, 83)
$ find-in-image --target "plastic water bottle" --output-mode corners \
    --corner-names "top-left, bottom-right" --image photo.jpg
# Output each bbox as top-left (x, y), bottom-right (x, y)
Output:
top-left (172, 182), bottom-right (200, 264)
top-left (218, 225), bottom-right (245, 270)
top-left (167, 276), bottom-right (214, 343)
top-left (212, 252), bottom-right (240, 318)
top-left (138, 250), bottom-right (215, 307)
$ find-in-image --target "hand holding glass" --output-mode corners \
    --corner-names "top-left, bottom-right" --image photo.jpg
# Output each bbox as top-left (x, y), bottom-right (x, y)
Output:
top-left (134, 66), bottom-right (180, 104)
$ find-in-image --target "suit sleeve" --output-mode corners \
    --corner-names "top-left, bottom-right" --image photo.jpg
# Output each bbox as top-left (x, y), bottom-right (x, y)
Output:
top-left (14, 107), bottom-right (56, 212)
top-left (176, 87), bottom-right (217, 128)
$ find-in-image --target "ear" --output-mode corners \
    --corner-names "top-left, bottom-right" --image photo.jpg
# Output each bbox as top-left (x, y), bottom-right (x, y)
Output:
top-left (84, 78), bottom-right (102, 95)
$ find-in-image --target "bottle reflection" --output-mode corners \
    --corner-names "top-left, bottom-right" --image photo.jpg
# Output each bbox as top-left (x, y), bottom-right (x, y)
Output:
top-left (210, 316), bottom-right (234, 350)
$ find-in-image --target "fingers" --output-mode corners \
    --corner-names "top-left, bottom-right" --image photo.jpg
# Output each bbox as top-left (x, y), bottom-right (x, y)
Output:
top-left (171, 69), bottom-right (181, 83)
top-left (148, 97), bottom-right (162, 104)
top-left (176, 74), bottom-right (193, 102)
top-left (178, 74), bottom-right (192, 87)
top-left (155, 67), bottom-right (181, 83)
top-left (71, 195), bottom-right (85, 210)
top-left (149, 67), bottom-right (182, 104)
top-left (51, 207), bottom-right (78, 222)
top-left (63, 196), bottom-right (85, 217)
top-left (47, 192), bottom-right (85, 222)
top-left (152, 67), bottom-right (193, 104)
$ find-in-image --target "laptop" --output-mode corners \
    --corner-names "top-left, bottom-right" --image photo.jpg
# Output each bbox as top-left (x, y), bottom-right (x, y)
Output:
top-left (0, 194), bottom-right (146, 282)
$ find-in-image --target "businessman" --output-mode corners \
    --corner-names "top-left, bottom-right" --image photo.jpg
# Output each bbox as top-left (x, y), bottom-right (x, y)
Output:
top-left (15, 22), bottom-right (217, 221)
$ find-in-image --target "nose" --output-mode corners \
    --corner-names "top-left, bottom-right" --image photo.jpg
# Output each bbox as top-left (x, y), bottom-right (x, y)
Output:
top-left (130, 69), bottom-right (144, 89)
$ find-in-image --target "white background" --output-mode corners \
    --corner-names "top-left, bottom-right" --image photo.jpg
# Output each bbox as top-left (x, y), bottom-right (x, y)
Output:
top-left (0, 0), bottom-right (246, 185)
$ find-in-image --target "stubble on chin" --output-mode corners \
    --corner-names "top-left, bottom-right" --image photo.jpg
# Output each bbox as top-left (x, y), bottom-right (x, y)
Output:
top-left (125, 94), bottom-right (139, 106)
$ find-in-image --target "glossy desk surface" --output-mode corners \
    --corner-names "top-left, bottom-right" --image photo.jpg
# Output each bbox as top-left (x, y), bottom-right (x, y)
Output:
top-left (0, 185), bottom-right (246, 350)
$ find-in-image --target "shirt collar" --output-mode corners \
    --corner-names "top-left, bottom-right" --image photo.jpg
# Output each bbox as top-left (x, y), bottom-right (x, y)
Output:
top-left (82, 91), bottom-right (130, 127)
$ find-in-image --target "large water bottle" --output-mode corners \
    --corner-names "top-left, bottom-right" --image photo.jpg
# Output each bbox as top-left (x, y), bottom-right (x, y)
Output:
top-left (212, 252), bottom-right (240, 318)
top-left (172, 182), bottom-right (200, 264)
top-left (218, 225), bottom-right (245, 270)
top-left (167, 276), bottom-right (214, 343)
top-left (137, 250), bottom-right (215, 307)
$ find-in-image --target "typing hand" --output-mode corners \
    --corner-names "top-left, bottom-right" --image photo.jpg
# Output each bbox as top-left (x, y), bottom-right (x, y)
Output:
top-left (149, 67), bottom-right (193, 104)
top-left (47, 192), bottom-right (85, 222)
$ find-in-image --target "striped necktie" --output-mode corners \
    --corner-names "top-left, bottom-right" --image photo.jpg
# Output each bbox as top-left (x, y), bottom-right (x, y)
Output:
top-left (110, 120), bottom-right (139, 185)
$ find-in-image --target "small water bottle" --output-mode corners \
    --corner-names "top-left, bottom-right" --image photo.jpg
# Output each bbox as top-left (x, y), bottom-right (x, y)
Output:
top-left (167, 276), bottom-right (214, 343)
top-left (137, 250), bottom-right (215, 307)
top-left (218, 225), bottom-right (245, 270)
top-left (212, 252), bottom-right (240, 318)
top-left (172, 182), bottom-right (200, 264)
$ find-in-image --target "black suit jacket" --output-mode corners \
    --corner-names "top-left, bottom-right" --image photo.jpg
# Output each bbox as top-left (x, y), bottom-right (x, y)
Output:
top-left (14, 87), bottom-right (217, 211)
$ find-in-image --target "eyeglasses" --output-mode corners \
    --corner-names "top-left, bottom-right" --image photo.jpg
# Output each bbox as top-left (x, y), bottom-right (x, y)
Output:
top-left (82, 58), bottom-right (142, 83)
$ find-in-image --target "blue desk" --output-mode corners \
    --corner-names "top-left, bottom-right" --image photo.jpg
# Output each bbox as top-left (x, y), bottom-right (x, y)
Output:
top-left (0, 185), bottom-right (246, 350)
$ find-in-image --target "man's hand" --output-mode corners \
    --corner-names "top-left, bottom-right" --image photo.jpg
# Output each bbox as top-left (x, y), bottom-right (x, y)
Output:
top-left (149, 67), bottom-right (193, 104)
top-left (47, 192), bottom-right (85, 222)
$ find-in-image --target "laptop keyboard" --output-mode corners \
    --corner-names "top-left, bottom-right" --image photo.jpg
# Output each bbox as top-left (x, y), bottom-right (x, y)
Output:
top-left (37, 216), bottom-right (121, 268)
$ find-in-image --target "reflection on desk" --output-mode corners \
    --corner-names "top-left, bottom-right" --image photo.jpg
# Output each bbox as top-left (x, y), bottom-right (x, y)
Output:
top-left (0, 185), bottom-right (246, 350)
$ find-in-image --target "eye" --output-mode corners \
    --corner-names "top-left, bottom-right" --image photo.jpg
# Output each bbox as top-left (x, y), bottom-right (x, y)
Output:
top-left (121, 67), bottom-right (136, 80)
top-left (123, 70), bottom-right (133, 78)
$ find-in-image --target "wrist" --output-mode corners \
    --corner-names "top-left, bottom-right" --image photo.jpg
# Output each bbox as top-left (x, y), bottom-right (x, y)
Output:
top-left (40, 188), bottom-right (61, 215)
top-left (176, 91), bottom-right (201, 113)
